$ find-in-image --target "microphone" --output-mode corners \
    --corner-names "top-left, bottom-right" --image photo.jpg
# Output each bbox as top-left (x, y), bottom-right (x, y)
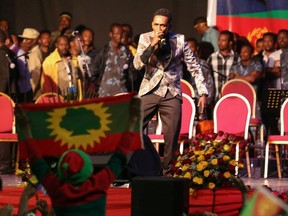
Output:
top-left (160, 38), bottom-right (166, 46)
top-left (72, 31), bottom-right (79, 36)
top-left (16, 51), bottom-right (31, 59)
top-left (5, 54), bottom-right (15, 69)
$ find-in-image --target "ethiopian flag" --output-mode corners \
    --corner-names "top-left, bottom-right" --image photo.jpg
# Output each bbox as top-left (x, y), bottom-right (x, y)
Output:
top-left (17, 93), bottom-right (143, 159)
top-left (209, 0), bottom-right (288, 47)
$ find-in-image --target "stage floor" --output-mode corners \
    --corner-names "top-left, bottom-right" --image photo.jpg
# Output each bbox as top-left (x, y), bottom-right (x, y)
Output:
top-left (1, 174), bottom-right (288, 192)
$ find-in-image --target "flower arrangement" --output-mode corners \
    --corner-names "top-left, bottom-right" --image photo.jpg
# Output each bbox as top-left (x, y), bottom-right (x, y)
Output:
top-left (165, 131), bottom-right (248, 190)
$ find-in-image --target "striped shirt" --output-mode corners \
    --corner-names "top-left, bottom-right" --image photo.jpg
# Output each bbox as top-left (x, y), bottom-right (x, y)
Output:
top-left (207, 50), bottom-right (240, 101)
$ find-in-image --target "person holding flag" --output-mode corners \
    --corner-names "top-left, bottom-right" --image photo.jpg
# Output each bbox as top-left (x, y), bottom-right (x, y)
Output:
top-left (15, 96), bottom-right (142, 216)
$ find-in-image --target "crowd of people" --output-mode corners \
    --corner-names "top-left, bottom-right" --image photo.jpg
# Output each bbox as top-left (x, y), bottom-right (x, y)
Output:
top-left (0, 6), bottom-right (288, 215)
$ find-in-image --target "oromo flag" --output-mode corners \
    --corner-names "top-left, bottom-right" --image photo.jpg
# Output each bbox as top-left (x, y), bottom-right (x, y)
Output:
top-left (17, 93), bottom-right (143, 159)
top-left (209, 0), bottom-right (288, 47)
top-left (240, 186), bottom-right (288, 216)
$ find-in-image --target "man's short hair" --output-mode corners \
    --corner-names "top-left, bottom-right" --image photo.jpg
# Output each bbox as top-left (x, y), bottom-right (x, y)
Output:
top-left (193, 16), bottom-right (207, 26)
top-left (220, 30), bottom-right (234, 43)
top-left (262, 32), bottom-right (277, 42)
top-left (153, 8), bottom-right (172, 23)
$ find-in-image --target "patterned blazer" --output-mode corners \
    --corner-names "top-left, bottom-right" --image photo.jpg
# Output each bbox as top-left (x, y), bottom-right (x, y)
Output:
top-left (133, 31), bottom-right (208, 97)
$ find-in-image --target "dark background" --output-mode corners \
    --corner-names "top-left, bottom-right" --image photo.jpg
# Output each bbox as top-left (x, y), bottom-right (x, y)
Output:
top-left (0, 0), bottom-right (207, 49)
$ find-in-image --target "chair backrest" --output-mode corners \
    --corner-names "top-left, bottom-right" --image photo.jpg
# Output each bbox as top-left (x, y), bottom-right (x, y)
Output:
top-left (35, 92), bottom-right (64, 104)
top-left (221, 79), bottom-right (256, 118)
top-left (180, 93), bottom-right (196, 139)
top-left (0, 92), bottom-right (15, 133)
top-left (181, 79), bottom-right (196, 98)
top-left (280, 98), bottom-right (288, 135)
top-left (154, 93), bottom-right (196, 139)
top-left (214, 93), bottom-right (251, 139)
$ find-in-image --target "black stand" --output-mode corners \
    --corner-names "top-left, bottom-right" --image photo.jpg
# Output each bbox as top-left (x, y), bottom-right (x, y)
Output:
top-left (261, 88), bottom-right (288, 116)
top-left (261, 88), bottom-right (288, 177)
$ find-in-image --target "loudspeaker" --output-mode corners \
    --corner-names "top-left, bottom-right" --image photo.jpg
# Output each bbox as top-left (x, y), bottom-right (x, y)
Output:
top-left (131, 176), bottom-right (189, 216)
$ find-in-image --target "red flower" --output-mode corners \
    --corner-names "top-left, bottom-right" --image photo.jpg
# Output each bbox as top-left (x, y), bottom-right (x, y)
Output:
top-left (218, 158), bottom-right (224, 164)
top-left (182, 159), bottom-right (192, 164)
top-left (228, 165), bottom-right (235, 172)
top-left (204, 135), bottom-right (210, 141)
top-left (239, 140), bottom-right (247, 148)
top-left (218, 131), bottom-right (224, 136)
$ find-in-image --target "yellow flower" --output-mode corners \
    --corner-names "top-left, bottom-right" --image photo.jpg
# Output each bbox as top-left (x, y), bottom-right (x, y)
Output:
top-left (190, 188), bottom-right (197, 197)
top-left (196, 161), bottom-right (208, 171)
top-left (229, 160), bottom-right (236, 166)
top-left (177, 155), bottom-right (182, 161)
top-left (193, 176), bottom-right (203, 185)
top-left (182, 164), bottom-right (190, 172)
top-left (223, 144), bottom-right (231, 152)
top-left (200, 140), bottom-right (207, 146)
top-left (238, 163), bottom-right (244, 169)
top-left (197, 155), bottom-right (205, 162)
top-left (211, 158), bottom-right (218, 165)
top-left (223, 155), bottom-right (230, 161)
top-left (208, 182), bottom-right (216, 189)
top-left (224, 171), bottom-right (231, 178)
top-left (213, 141), bottom-right (219, 146)
top-left (190, 155), bottom-right (196, 161)
top-left (204, 170), bottom-right (210, 177)
top-left (184, 172), bottom-right (192, 179)
top-left (175, 162), bottom-right (182, 167)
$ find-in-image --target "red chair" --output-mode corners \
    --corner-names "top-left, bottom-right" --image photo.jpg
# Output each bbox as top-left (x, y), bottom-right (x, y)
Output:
top-left (181, 79), bottom-right (196, 98)
top-left (35, 92), bottom-right (64, 104)
top-left (214, 93), bottom-right (251, 177)
top-left (148, 93), bottom-right (196, 154)
top-left (0, 92), bottom-right (18, 171)
top-left (221, 79), bottom-right (263, 144)
top-left (264, 98), bottom-right (288, 178)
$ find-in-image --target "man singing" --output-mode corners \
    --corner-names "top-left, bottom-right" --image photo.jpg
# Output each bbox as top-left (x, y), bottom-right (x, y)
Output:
top-left (133, 8), bottom-right (208, 172)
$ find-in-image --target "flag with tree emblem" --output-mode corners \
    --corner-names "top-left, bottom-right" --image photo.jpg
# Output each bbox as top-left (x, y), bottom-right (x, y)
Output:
top-left (17, 93), bottom-right (143, 159)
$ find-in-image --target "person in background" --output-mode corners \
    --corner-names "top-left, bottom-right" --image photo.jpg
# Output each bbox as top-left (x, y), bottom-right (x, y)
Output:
top-left (91, 23), bottom-right (133, 97)
top-left (27, 30), bottom-right (51, 101)
top-left (229, 43), bottom-right (263, 93)
top-left (193, 16), bottom-right (219, 51)
top-left (17, 28), bottom-right (40, 102)
top-left (0, 29), bottom-right (18, 98)
top-left (255, 37), bottom-right (264, 55)
top-left (79, 27), bottom-right (98, 94)
top-left (254, 32), bottom-right (278, 141)
top-left (121, 23), bottom-right (137, 56)
top-left (50, 12), bottom-right (73, 50)
top-left (41, 35), bottom-right (79, 97)
top-left (133, 8), bottom-right (208, 171)
top-left (267, 29), bottom-right (288, 89)
top-left (185, 38), bottom-right (215, 119)
top-left (0, 18), bottom-right (9, 32)
top-left (207, 30), bottom-right (240, 103)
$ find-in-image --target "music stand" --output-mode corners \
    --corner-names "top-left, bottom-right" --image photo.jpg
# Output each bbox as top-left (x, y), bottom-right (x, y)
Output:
top-left (261, 88), bottom-right (288, 116)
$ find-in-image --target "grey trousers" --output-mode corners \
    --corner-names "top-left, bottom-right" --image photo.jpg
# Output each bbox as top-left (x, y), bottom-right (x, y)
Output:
top-left (141, 92), bottom-right (182, 169)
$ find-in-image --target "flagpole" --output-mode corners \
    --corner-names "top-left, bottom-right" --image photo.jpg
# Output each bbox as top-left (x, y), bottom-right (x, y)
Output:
top-left (207, 0), bottom-right (217, 27)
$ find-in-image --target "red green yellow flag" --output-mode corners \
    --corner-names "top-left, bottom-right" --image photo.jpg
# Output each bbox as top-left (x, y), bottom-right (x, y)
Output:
top-left (240, 186), bottom-right (288, 216)
top-left (17, 93), bottom-right (143, 159)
